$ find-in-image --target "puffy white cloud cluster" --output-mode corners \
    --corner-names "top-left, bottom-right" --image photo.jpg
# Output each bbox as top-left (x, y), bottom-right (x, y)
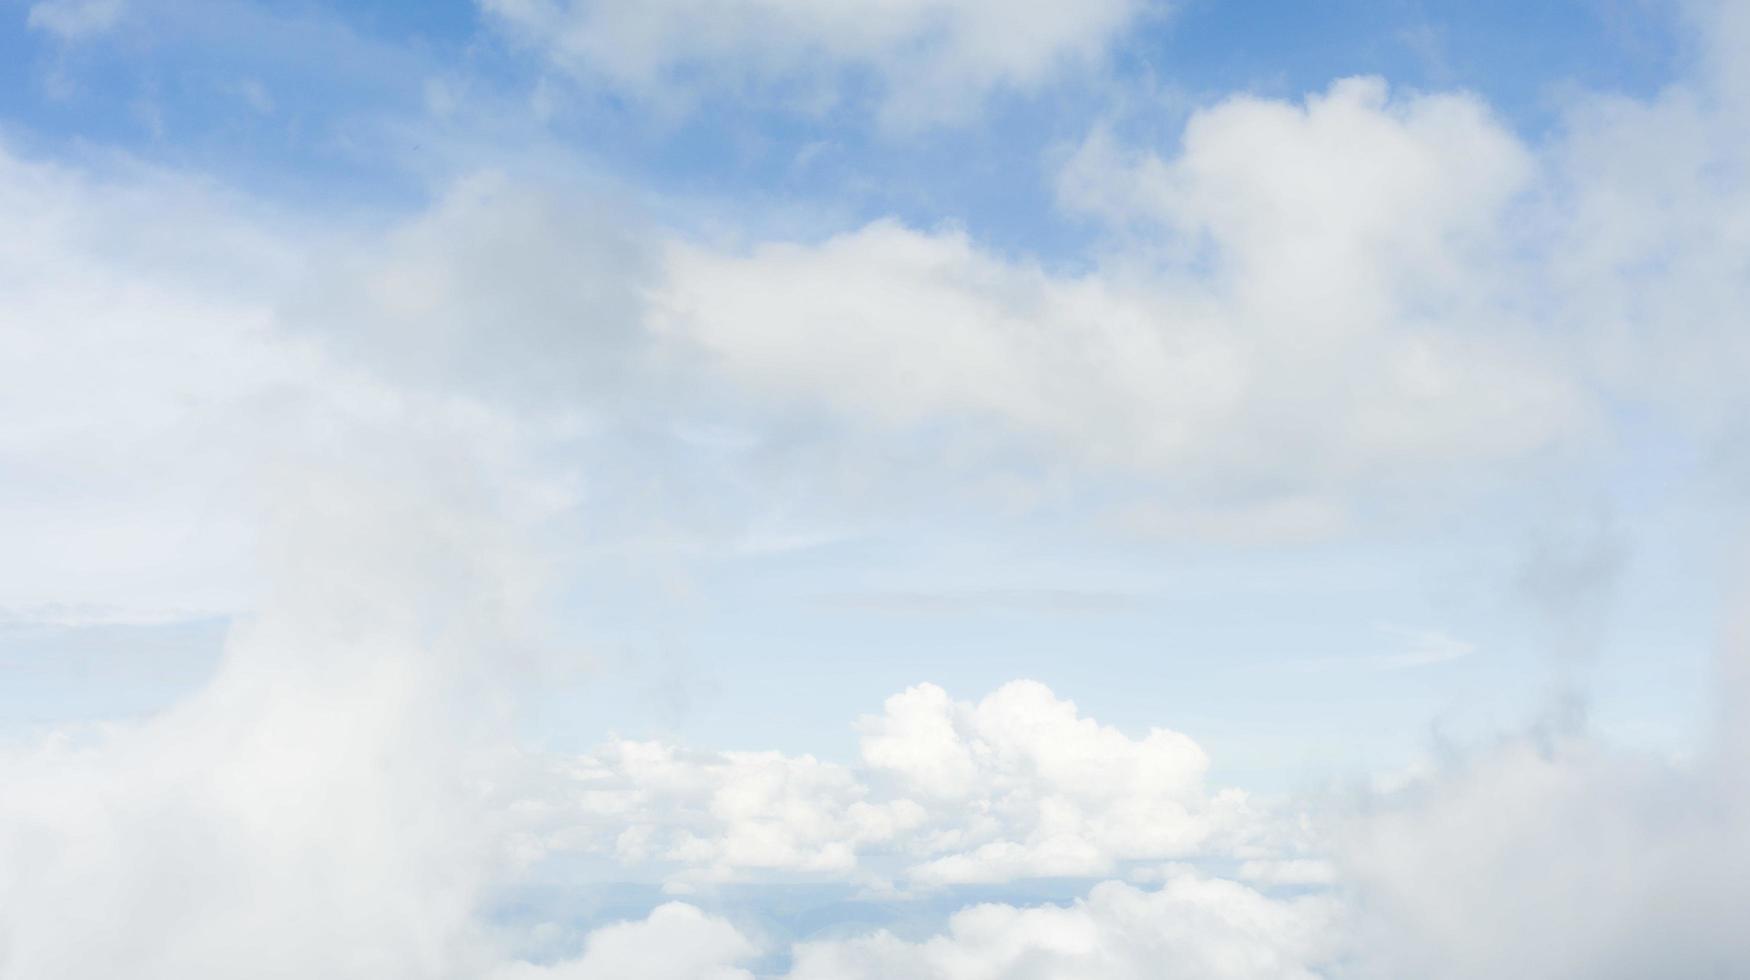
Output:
top-left (536, 739), bottom-right (928, 878)
top-left (785, 875), bottom-right (1341, 980)
top-left (479, 0), bottom-right (1146, 124)
top-left (518, 680), bottom-right (1268, 888)
top-left (516, 634), bottom-right (1750, 979)
top-left (493, 902), bottom-right (757, 980)
top-left (515, 872), bottom-right (1340, 980)
top-left (652, 77), bottom-right (1589, 537)
top-left (649, 0), bottom-right (1750, 534)
top-left (862, 681), bottom-right (1253, 884)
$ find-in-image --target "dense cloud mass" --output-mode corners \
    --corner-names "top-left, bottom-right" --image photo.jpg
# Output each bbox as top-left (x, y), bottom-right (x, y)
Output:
top-left (5, 0), bottom-right (1750, 978)
top-left (0, 465), bottom-right (525, 977)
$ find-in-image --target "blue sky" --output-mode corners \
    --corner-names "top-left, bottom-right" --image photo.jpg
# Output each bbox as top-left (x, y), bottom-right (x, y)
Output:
top-left (3, 0), bottom-right (1750, 977)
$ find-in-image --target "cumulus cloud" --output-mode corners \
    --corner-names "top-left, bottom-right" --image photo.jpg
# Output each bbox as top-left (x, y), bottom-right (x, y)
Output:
top-left (652, 78), bottom-right (1589, 533)
top-left (494, 903), bottom-right (757, 980)
top-left (516, 680), bottom-right (1275, 888)
top-left (864, 680), bottom-right (1251, 884)
top-left (646, 0), bottom-right (1750, 533)
top-left (479, 0), bottom-right (1149, 124)
top-left (500, 873), bottom-right (1339, 980)
top-left (785, 875), bottom-right (1341, 980)
top-left (531, 738), bottom-right (927, 880)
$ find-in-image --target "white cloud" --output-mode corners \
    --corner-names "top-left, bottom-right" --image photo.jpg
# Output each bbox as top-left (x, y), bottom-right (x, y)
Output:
top-left (530, 739), bottom-right (927, 880)
top-left (653, 78), bottom-right (1590, 533)
top-left (479, 0), bottom-right (1149, 125)
top-left (0, 459), bottom-right (541, 978)
top-left (289, 171), bottom-right (655, 409)
top-left (8, 2), bottom-right (1750, 976)
top-left (494, 903), bottom-right (757, 980)
top-left (1236, 859), bottom-right (1337, 887)
top-left (493, 875), bottom-right (1341, 980)
top-left (0, 142), bottom-right (306, 622)
top-left (27, 0), bottom-right (125, 39)
top-left (519, 680), bottom-right (1273, 888)
top-left (0, 139), bottom-right (604, 978)
top-left (1533, 12), bottom-right (1750, 430)
top-left (645, 22), bottom-right (1750, 533)
top-left (865, 680), bottom-right (1248, 884)
top-left (785, 874), bottom-right (1342, 980)
top-left (1337, 722), bottom-right (1750, 978)
top-left (0, 144), bottom-right (619, 626)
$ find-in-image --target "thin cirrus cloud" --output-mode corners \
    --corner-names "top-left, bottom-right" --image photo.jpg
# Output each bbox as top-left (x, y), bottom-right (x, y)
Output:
top-left (478, 0), bottom-right (1153, 124)
top-left (25, 0), bottom-right (125, 39)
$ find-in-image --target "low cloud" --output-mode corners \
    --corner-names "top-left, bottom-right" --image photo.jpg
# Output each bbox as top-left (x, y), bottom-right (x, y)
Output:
top-left (516, 680), bottom-right (1278, 888)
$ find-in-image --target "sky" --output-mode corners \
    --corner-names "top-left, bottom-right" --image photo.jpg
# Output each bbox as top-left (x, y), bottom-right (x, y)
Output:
top-left (2, 0), bottom-right (1749, 977)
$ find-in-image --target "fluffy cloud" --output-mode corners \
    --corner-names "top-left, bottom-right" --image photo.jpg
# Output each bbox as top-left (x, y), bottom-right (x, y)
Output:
top-left (864, 680), bottom-right (1251, 884)
top-left (518, 680), bottom-right (1271, 887)
top-left (785, 874), bottom-right (1340, 979)
top-left (532, 739), bottom-right (927, 879)
top-left (647, 17), bottom-right (1750, 532)
top-left (494, 903), bottom-right (756, 980)
top-left (9, 3), bottom-right (1750, 977)
top-left (479, 0), bottom-right (1147, 124)
top-left (653, 78), bottom-right (1589, 532)
top-left (500, 873), bottom-right (1339, 980)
